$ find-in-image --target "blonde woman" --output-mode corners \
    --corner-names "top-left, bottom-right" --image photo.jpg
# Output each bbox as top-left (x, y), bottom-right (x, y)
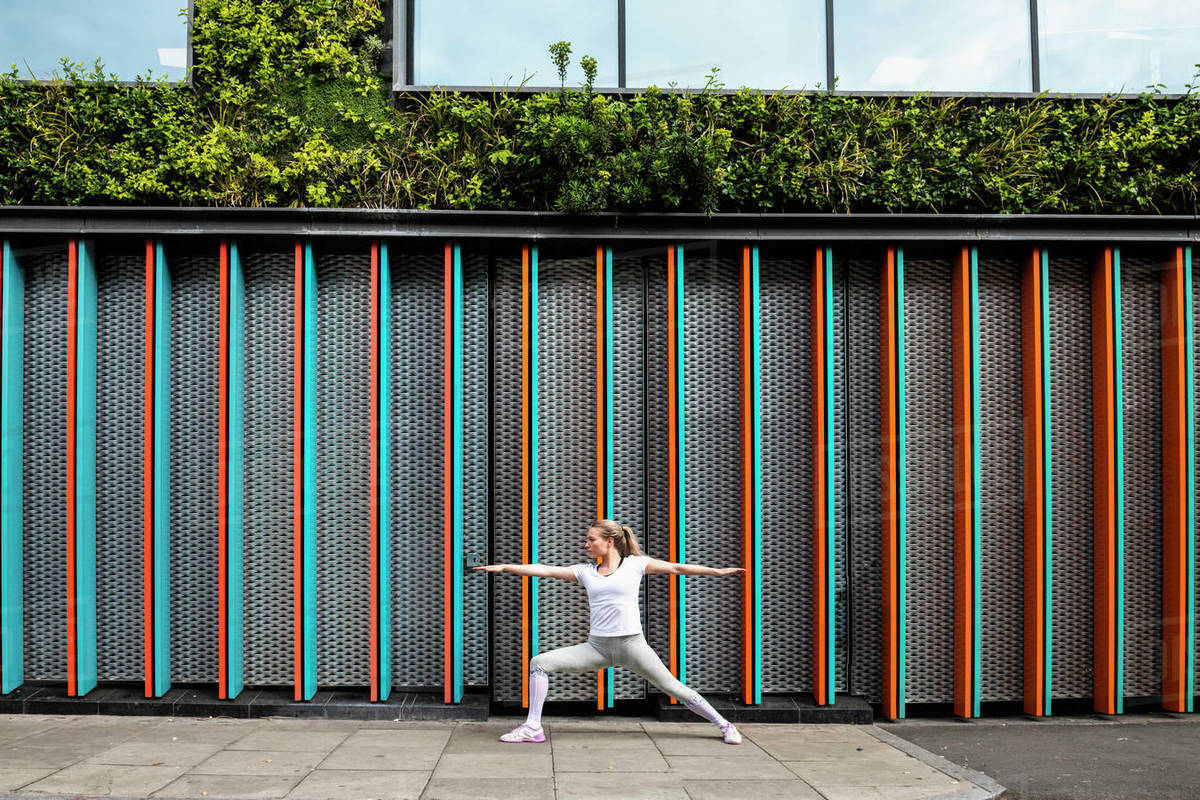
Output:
top-left (473, 519), bottom-right (745, 745)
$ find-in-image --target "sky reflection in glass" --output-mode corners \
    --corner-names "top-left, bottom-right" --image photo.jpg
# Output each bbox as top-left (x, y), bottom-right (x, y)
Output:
top-left (626, 0), bottom-right (825, 90)
top-left (1039, 1), bottom-right (1200, 93)
top-left (414, 0), bottom-right (618, 87)
top-left (834, 0), bottom-right (1031, 91)
top-left (0, 0), bottom-right (187, 81)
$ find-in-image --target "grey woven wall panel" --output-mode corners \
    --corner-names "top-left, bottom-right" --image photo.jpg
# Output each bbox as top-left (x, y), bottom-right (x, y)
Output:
top-left (758, 252), bottom-right (812, 693)
top-left (241, 249), bottom-right (295, 686)
top-left (682, 249), bottom-right (741, 694)
top-left (1118, 256), bottom-right (1163, 699)
top-left (95, 249), bottom-right (145, 682)
top-left (832, 256), bottom-right (850, 692)
top-left (462, 249), bottom-right (490, 687)
top-left (644, 254), bottom-right (671, 675)
top-left (611, 252), bottom-right (647, 699)
top-left (1048, 256), bottom-right (1093, 700)
top-left (977, 256), bottom-right (1025, 702)
top-left (902, 256), bottom-right (955, 704)
top-left (847, 256), bottom-right (883, 702)
top-left (490, 253), bottom-right (522, 702)
top-left (169, 253), bottom-right (220, 684)
top-left (388, 248), bottom-right (443, 688)
top-left (536, 255), bottom-right (595, 702)
top-left (23, 250), bottom-right (67, 681)
top-left (315, 250), bottom-right (371, 687)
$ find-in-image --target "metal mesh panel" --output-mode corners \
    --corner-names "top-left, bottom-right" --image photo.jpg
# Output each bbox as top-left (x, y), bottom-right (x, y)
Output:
top-left (388, 247), bottom-right (443, 689)
top-left (759, 252), bottom-right (812, 693)
top-left (644, 253), bottom-right (671, 674)
top-left (682, 248), bottom-right (741, 694)
top-left (902, 256), bottom-right (955, 705)
top-left (315, 250), bottom-right (371, 687)
top-left (94, 249), bottom-right (145, 682)
top-left (536, 254), bottom-right (595, 702)
top-left (847, 256), bottom-right (883, 702)
top-left (23, 250), bottom-right (67, 681)
top-left (1048, 256), bottom-right (1093, 700)
top-left (976, 256), bottom-right (1024, 702)
top-left (490, 252), bottom-right (522, 702)
top-left (241, 249), bottom-right (295, 686)
top-left (1118, 255), bottom-right (1162, 699)
top-left (463, 249), bottom-right (490, 687)
top-left (612, 251), bottom-right (647, 700)
top-left (169, 253), bottom-right (220, 684)
top-left (832, 255), bottom-right (850, 693)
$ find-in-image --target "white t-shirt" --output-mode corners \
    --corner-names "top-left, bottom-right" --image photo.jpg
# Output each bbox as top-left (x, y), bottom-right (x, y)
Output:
top-left (571, 555), bottom-right (649, 636)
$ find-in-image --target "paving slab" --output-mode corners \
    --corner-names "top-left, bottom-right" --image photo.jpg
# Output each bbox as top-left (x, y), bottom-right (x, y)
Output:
top-left (554, 772), bottom-right (689, 800)
top-left (340, 728), bottom-right (452, 748)
top-left (432, 751), bottom-right (553, 779)
top-left (0, 768), bottom-right (56, 792)
top-left (552, 746), bottom-right (671, 773)
top-left (285, 769), bottom-right (431, 799)
top-left (683, 778), bottom-right (825, 800)
top-left (83, 740), bottom-right (224, 767)
top-left (318, 743), bottom-right (442, 771)
top-left (419, 777), bottom-right (555, 800)
top-left (190, 748), bottom-right (328, 777)
top-left (226, 729), bottom-right (352, 752)
top-left (21, 763), bottom-right (185, 796)
top-left (662, 754), bottom-right (797, 780)
top-left (154, 772), bottom-right (301, 799)
top-left (0, 743), bottom-right (103, 769)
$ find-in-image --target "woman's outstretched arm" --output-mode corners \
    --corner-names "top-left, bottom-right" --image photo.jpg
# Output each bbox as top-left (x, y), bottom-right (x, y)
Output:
top-left (644, 558), bottom-right (744, 577)
top-left (472, 564), bottom-right (577, 581)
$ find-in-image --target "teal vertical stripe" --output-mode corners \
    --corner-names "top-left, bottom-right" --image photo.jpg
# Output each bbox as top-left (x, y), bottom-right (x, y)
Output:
top-left (75, 241), bottom-right (98, 696)
top-left (969, 247), bottom-right (981, 717)
top-left (301, 241), bottom-right (318, 700)
top-left (227, 241), bottom-right (245, 699)
top-left (1040, 249), bottom-right (1053, 716)
top-left (604, 246), bottom-right (614, 708)
top-left (1184, 246), bottom-right (1195, 713)
top-left (895, 247), bottom-right (907, 718)
top-left (530, 246), bottom-right (539, 659)
top-left (1112, 248), bottom-right (1125, 714)
top-left (379, 242), bottom-right (392, 701)
top-left (452, 243), bottom-right (464, 703)
top-left (0, 242), bottom-right (23, 693)
top-left (152, 242), bottom-right (172, 697)
top-left (751, 246), bottom-right (762, 705)
top-left (823, 247), bottom-right (836, 704)
top-left (675, 245), bottom-right (686, 686)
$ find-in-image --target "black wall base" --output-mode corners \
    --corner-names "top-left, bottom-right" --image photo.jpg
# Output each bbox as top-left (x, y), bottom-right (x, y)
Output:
top-left (656, 693), bottom-right (873, 725)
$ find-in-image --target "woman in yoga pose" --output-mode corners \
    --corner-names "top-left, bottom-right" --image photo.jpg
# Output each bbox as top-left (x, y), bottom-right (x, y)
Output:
top-left (473, 519), bottom-right (745, 744)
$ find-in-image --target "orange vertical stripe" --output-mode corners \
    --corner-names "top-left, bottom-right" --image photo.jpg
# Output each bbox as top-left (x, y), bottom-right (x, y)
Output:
top-left (666, 245), bottom-right (679, 703)
top-left (1022, 248), bottom-right (1046, 716)
top-left (293, 241), bottom-right (304, 701)
top-left (218, 241), bottom-right (229, 700)
top-left (66, 240), bottom-right (78, 697)
top-left (880, 248), bottom-right (899, 720)
top-left (369, 242), bottom-right (380, 701)
top-left (952, 247), bottom-right (973, 718)
top-left (595, 244), bottom-right (605, 710)
top-left (1162, 246), bottom-right (1188, 712)
top-left (740, 245), bottom-right (753, 705)
top-left (812, 247), bottom-right (827, 705)
top-left (1091, 248), bottom-right (1117, 715)
top-left (521, 245), bottom-right (530, 709)
top-left (444, 242), bottom-right (453, 704)
top-left (144, 239), bottom-right (156, 698)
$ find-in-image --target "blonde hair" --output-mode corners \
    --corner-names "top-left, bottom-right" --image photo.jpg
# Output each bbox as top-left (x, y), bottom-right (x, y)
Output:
top-left (589, 519), bottom-right (645, 558)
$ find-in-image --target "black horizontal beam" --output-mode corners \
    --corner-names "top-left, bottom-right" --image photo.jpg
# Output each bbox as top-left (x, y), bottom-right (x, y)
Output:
top-left (1, 206), bottom-right (1198, 243)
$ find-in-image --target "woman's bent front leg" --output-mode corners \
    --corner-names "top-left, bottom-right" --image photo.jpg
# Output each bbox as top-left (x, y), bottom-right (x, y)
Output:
top-left (501, 639), bottom-right (611, 743)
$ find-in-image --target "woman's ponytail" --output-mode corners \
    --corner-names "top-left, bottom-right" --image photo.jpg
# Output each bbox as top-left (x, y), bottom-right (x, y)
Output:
top-left (590, 519), bottom-right (646, 557)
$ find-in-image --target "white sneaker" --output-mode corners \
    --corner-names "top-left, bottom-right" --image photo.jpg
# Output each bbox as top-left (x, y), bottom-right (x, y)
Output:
top-left (499, 723), bottom-right (546, 743)
top-left (720, 723), bottom-right (742, 744)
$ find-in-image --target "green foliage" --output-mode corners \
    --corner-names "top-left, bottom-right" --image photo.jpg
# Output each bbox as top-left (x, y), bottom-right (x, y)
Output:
top-left (1, 8), bottom-right (1199, 214)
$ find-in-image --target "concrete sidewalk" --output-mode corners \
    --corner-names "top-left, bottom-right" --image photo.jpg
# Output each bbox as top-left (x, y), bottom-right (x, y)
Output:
top-left (0, 713), bottom-right (1002, 800)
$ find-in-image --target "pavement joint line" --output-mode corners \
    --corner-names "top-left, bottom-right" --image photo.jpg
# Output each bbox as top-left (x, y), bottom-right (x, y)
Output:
top-left (865, 724), bottom-right (1005, 800)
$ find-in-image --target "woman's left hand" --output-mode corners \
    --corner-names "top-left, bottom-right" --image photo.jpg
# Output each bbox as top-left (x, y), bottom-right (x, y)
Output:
top-left (716, 567), bottom-right (747, 576)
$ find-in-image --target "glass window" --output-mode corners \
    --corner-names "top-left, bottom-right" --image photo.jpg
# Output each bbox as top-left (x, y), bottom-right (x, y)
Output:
top-left (0, 0), bottom-right (188, 82)
top-left (834, 0), bottom-right (1031, 92)
top-left (1039, 1), bottom-right (1200, 94)
top-left (626, 0), bottom-right (826, 90)
top-left (412, 0), bottom-right (618, 88)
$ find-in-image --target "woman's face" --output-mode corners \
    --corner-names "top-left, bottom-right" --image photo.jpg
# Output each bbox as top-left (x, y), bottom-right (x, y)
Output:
top-left (583, 528), bottom-right (609, 559)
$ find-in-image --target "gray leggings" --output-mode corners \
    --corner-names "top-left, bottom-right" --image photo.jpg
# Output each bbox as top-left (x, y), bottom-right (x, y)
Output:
top-left (528, 633), bottom-right (701, 705)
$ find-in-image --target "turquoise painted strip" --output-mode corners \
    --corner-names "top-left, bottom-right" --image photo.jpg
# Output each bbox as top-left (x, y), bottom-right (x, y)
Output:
top-left (75, 241), bottom-right (98, 695)
top-left (228, 241), bottom-right (245, 699)
top-left (379, 241), bottom-right (392, 701)
top-left (0, 242), bottom-right (23, 693)
top-left (452, 243), bottom-right (465, 702)
top-left (1112, 248), bottom-right (1124, 714)
top-left (676, 245), bottom-right (686, 686)
top-left (531, 245), bottom-right (539, 658)
top-left (302, 242), bottom-right (318, 700)
top-left (895, 247), bottom-right (907, 718)
top-left (969, 247), bottom-right (981, 717)
top-left (823, 247), bottom-right (835, 704)
top-left (604, 246), bottom-right (614, 707)
top-left (1184, 246), bottom-right (1195, 713)
top-left (1040, 249), bottom-right (1053, 716)
top-left (152, 242), bottom-right (172, 697)
top-left (751, 245), bottom-right (762, 705)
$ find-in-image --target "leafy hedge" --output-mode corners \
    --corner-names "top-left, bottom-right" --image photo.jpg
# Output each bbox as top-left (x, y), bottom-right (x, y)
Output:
top-left (1, 0), bottom-right (1198, 214)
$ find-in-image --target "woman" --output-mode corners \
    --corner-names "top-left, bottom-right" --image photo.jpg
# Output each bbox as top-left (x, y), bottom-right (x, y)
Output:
top-left (473, 519), bottom-right (745, 745)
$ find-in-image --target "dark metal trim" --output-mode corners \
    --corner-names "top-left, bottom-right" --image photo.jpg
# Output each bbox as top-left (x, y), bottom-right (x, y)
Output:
top-left (617, 0), bottom-right (626, 89)
top-left (1029, 0), bottom-right (1041, 93)
top-left (1, 207), bottom-right (1197, 242)
top-left (825, 0), bottom-right (835, 92)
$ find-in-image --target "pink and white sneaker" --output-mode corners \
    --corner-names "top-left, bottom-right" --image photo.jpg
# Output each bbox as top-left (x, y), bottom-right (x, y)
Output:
top-left (720, 722), bottom-right (742, 745)
top-left (499, 723), bottom-right (546, 743)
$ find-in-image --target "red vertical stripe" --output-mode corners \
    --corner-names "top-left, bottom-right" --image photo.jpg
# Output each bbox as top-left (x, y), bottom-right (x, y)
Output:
top-left (443, 242), bottom-right (453, 704)
top-left (144, 239), bottom-right (156, 698)
top-left (293, 241), bottom-right (304, 701)
top-left (521, 245), bottom-right (531, 709)
top-left (595, 245), bottom-right (605, 710)
top-left (880, 248), bottom-right (899, 720)
top-left (370, 242), bottom-right (380, 702)
top-left (1092, 248), bottom-right (1118, 715)
top-left (1161, 246), bottom-right (1188, 712)
top-left (66, 240), bottom-right (78, 697)
top-left (740, 246), bottom-right (753, 705)
top-left (812, 247), bottom-right (827, 706)
top-left (666, 245), bottom-right (679, 705)
top-left (952, 247), bottom-right (973, 718)
top-left (1022, 248), bottom-right (1046, 716)
top-left (218, 241), bottom-right (229, 699)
